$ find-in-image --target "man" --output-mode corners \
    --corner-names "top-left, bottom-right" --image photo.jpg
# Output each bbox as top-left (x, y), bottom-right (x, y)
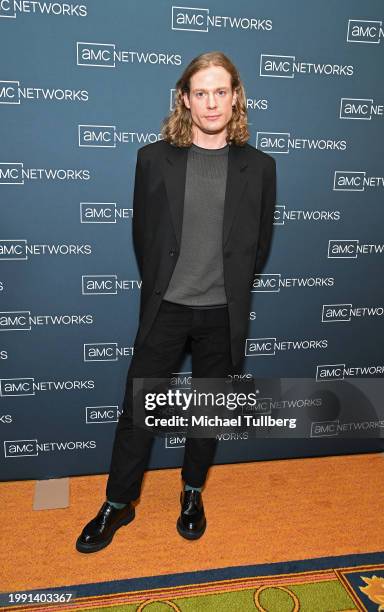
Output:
top-left (76, 51), bottom-right (276, 553)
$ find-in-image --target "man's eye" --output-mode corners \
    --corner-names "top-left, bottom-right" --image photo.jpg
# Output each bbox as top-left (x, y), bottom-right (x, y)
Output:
top-left (218, 90), bottom-right (227, 96)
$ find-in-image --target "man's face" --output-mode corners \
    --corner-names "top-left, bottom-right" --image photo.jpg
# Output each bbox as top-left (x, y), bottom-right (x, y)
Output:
top-left (183, 65), bottom-right (237, 137)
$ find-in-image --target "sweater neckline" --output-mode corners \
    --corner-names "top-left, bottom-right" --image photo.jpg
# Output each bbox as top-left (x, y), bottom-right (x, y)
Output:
top-left (190, 142), bottom-right (230, 156)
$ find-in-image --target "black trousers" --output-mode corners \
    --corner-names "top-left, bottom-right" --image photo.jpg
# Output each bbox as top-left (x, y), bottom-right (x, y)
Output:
top-left (105, 299), bottom-right (234, 503)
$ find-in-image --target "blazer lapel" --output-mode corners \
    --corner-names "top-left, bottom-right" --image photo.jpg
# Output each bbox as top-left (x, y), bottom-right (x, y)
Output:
top-left (163, 141), bottom-right (248, 249)
top-left (222, 143), bottom-right (248, 247)
top-left (163, 143), bottom-right (188, 250)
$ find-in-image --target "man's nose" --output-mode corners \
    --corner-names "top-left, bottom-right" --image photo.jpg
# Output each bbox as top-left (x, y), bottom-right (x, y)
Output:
top-left (206, 93), bottom-right (217, 108)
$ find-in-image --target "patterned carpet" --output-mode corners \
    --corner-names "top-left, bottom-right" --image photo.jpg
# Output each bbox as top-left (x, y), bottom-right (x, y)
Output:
top-left (4, 551), bottom-right (384, 612)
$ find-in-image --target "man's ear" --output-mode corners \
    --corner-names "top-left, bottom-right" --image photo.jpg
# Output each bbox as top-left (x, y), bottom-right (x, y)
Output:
top-left (183, 91), bottom-right (191, 109)
top-left (232, 89), bottom-right (238, 107)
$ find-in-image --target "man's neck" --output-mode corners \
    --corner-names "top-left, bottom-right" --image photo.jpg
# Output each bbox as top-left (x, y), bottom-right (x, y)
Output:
top-left (191, 128), bottom-right (228, 150)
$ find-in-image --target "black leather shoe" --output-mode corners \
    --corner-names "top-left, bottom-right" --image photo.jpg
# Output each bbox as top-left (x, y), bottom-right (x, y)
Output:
top-left (176, 489), bottom-right (206, 540)
top-left (76, 501), bottom-right (135, 553)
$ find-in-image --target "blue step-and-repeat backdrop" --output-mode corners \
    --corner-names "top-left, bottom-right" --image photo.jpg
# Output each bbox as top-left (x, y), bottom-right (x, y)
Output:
top-left (1, 1), bottom-right (383, 480)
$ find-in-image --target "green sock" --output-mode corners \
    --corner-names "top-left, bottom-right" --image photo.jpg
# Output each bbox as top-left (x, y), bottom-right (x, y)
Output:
top-left (107, 499), bottom-right (127, 509)
top-left (184, 484), bottom-right (202, 492)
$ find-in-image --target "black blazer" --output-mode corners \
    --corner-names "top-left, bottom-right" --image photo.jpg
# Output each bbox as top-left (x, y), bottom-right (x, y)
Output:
top-left (131, 139), bottom-right (276, 366)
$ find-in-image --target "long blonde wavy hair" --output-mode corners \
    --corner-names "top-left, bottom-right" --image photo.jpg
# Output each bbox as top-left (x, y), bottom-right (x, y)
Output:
top-left (161, 51), bottom-right (249, 147)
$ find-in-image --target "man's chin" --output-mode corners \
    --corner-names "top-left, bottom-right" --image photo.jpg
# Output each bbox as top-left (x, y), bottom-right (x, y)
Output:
top-left (199, 123), bottom-right (227, 135)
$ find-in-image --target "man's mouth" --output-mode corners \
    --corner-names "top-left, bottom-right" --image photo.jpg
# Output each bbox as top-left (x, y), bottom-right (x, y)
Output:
top-left (205, 115), bottom-right (221, 121)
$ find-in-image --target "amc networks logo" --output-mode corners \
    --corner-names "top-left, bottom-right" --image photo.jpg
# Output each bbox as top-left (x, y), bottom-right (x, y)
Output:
top-left (172, 6), bottom-right (209, 31)
top-left (165, 432), bottom-right (186, 448)
top-left (347, 19), bottom-right (383, 43)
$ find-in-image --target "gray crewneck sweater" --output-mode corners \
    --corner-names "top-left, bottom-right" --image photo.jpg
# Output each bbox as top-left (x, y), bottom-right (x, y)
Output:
top-left (163, 142), bottom-right (229, 307)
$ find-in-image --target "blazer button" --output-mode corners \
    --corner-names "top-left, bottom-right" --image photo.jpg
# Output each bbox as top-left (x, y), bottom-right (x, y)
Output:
top-left (169, 249), bottom-right (176, 256)
top-left (154, 289), bottom-right (161, 295)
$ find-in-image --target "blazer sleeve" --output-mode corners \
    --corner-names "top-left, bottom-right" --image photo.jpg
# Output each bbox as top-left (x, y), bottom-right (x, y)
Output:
top-left (253, 156), bottom-right (277, 276)
top-left (132, 150), bottom-right (146, 278)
